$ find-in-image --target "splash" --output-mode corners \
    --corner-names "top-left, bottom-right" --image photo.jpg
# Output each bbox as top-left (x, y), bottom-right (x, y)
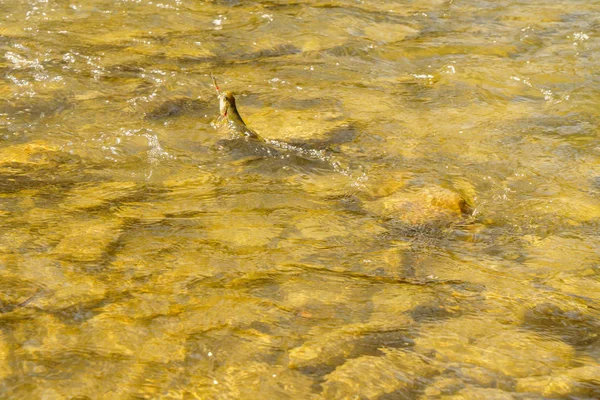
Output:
top-left (142, 132), bottom-right (173, 164)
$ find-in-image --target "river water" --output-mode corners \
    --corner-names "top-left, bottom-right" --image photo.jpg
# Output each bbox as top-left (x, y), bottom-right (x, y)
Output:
top-left (1, 0), bottom-right (599, 398)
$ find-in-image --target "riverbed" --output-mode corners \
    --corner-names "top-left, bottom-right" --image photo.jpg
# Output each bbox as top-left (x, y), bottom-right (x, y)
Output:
top-left (1, 0), bottom-right (599, 398)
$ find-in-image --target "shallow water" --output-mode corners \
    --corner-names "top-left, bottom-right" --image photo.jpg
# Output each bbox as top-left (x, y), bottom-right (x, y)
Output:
top-left (1, 0), bottom-right (599, 398)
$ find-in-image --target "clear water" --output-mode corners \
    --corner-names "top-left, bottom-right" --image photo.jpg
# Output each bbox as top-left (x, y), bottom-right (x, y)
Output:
top-left (1, 0), bottom-right (599, 398)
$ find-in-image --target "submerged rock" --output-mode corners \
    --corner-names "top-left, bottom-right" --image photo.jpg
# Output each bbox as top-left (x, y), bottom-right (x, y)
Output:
top-left (52, 216), bottom-right (124, 262)
top-left (288, 320), bottom-right (414, 371)
top-left (523, 302), bottom-right (600, 347)
top-left (414, 317), bottom-right (575, 378)
top-left (145, 97), bottom-right (212, 120)
top-left (0, 140), bottom-right (63, 166)
top-left (0, 333), bottom-right (10, 380)
top-left (364, 185), bottom-right (472, 225)
top-left (186, 361), bottom-right (316, 400)
top-left (202, 212), bottom-right (285, 248)
top-left (0, 95), bottom-right (70, 121)
top-left (515, 365), bottom-right (600, 398)
top-left (422, 376), bottom-right (466, 397)
top-left (60, 181), bottom-right (138, 210)
top-left (452, 365), bottom-right (515, 391)
top-left (444, 386), bottom-right (517, 400)
top-left (516, 375), bottom-right (574, 398)
top-left (322, 348), bottom-right (440, 399)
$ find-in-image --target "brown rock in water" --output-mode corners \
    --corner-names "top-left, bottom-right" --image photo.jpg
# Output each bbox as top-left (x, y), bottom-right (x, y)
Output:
top-left (364, 185), bottom-right (472, 226)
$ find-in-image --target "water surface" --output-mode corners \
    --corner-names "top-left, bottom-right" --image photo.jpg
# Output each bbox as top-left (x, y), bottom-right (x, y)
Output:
top-left (1, 0), bottom-right (599, 398)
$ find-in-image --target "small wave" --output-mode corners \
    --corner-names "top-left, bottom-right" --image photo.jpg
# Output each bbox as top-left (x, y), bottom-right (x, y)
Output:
top-left (266, 139), bottom-right (368, 188)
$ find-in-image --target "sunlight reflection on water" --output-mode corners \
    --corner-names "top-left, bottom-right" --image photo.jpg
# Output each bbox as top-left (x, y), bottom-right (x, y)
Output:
top-left (0, 0), bottom-right (599, 398)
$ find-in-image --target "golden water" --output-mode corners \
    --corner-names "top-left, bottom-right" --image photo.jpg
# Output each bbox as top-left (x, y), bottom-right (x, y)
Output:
top-left (1, 0), bottom-right (599, 398)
